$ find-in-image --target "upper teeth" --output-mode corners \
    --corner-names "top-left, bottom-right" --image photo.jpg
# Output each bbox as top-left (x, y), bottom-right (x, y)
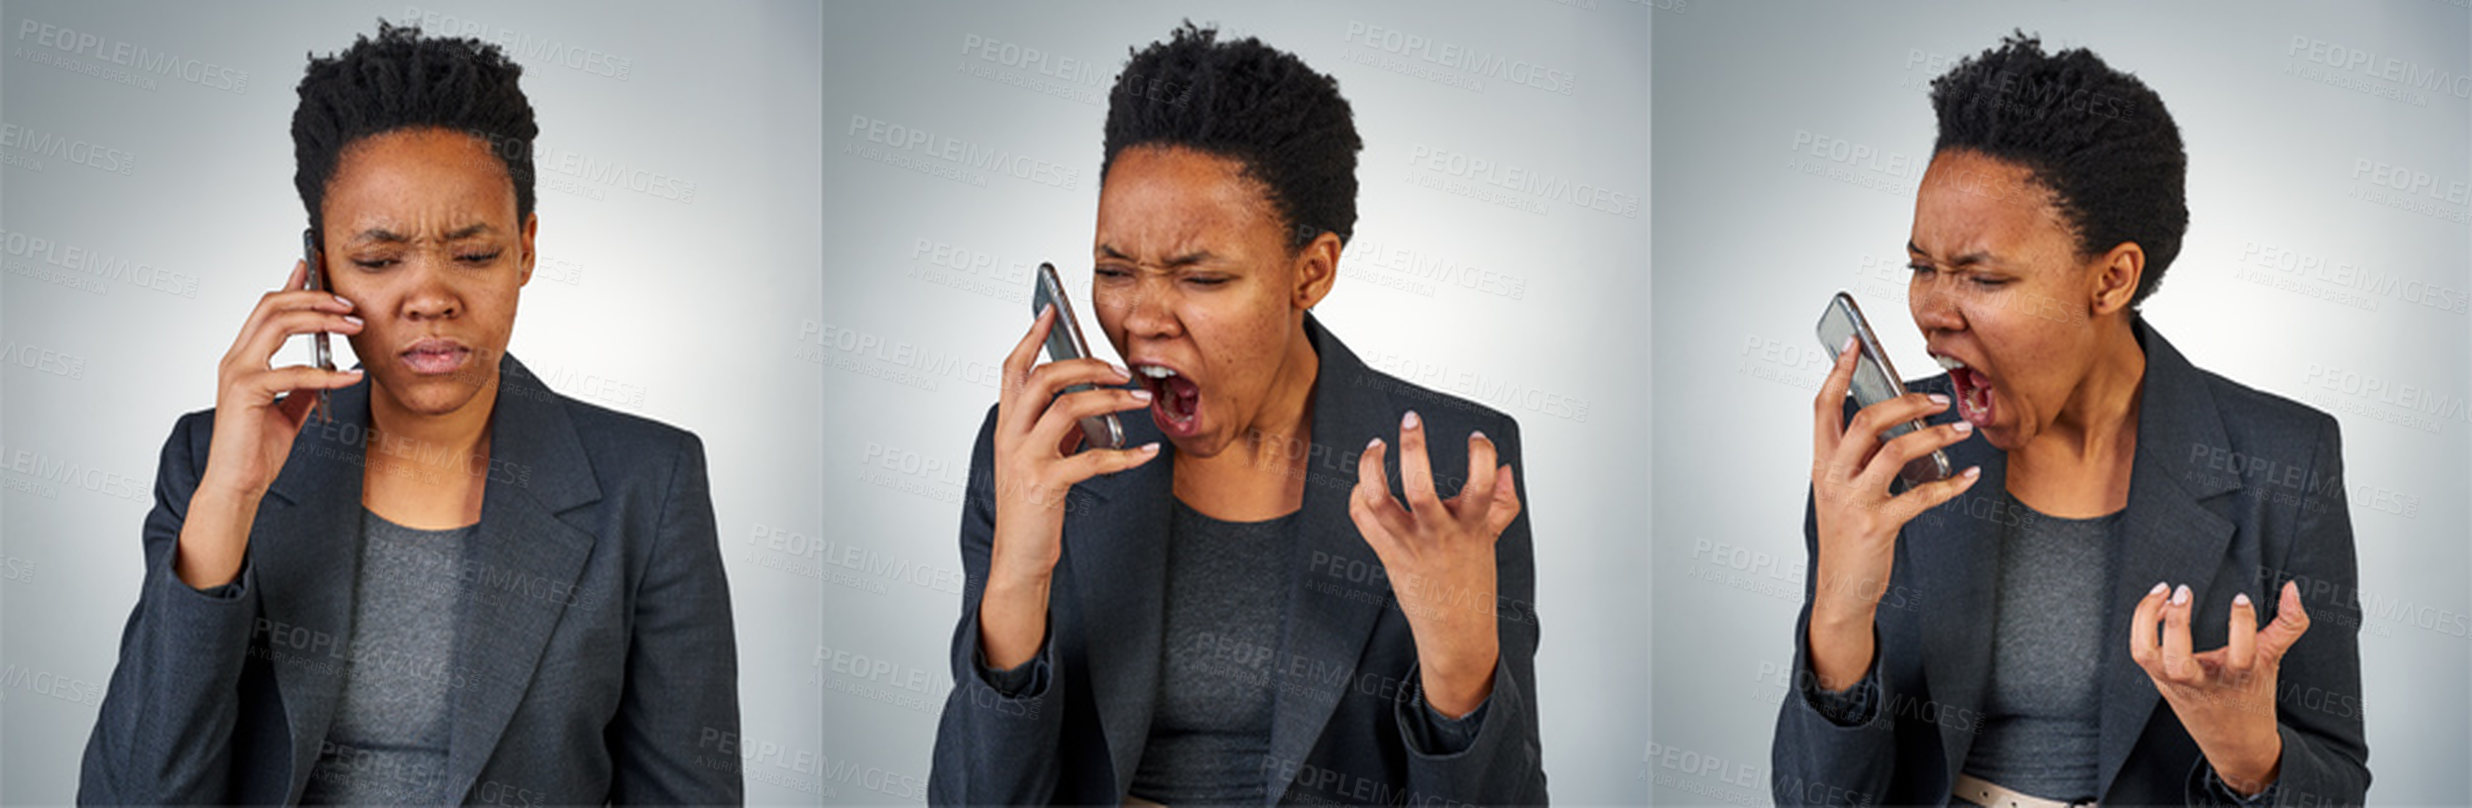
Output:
top-left (1135, 364), bottom-right (1177, 378)
top-left (1934, 354), bottom-right (1967, 370)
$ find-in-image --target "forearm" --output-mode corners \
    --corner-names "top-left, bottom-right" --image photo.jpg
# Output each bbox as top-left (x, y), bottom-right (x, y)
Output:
top-left (975, 564), bottom-right (1052, 671)
top-left (172, 484), bottom-right (258, 589)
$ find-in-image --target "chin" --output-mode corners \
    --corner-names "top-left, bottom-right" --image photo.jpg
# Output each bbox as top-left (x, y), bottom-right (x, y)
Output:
top-left (376, 375), bottom-right (489, 416)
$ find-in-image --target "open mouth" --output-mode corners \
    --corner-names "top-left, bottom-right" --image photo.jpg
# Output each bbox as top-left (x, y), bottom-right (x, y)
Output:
top-left (401, 338), bottom-right (472, 376)
top-left (1935, 353), bottom-right (1995, 428)
top-left (1132, 362), bottom-right (1201, 438)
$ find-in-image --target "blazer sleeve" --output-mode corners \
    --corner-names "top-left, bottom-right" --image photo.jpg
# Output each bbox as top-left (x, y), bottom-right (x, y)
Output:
top-left (1769, 480), bottom-right (1902, 807)
top-left (2226, 414), bottom-right (2369, 806)
top-left (604, 430), bottom-right (744, 805)
top-left (1393, 413), bottom-right (1548, 804)
top-left (929, 405), bottom-right (1069, 806)
top-left (78, 411), bottom-right (263, 805)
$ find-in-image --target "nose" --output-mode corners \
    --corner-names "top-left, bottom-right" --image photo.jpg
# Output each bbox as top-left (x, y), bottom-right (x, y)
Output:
top-left (399, 258), bottom-right (462, 321)
top-left (1909, 273), bottom-right (1965, 337)
top-left (1117, 275), bottom-right (1181, 341)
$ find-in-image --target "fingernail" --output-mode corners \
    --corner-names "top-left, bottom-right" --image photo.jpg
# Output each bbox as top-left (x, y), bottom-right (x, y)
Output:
top-left (343, 315), bottom-right (363, 326)
top-left (1961, 465), bottom-right (1981, 478)
top-left (343, 368), bottom-right (364, 376)
top-left (1928, 393), bottom-right (1950, 406)
top-left (2234, 592), bottom-right (2252, 607)
top-left (2171, 584), bottom-right (2190, 605)
top-left (1951, 420), bottom-right (1972, 433)
top-left (1841, 335), bottom-right (1857, 353)
top-left (333, 295), bottom-right (353, 307)
top-left (1470, 430), bottom-right (1487, 442)
top-left (1366, 436), bottom-right (1383, 450)
top-left (1109, 362), bottom-right (1129, 378)
top-left (1129, 388), bottom-right (1152, 401)
top-left (1139, 442), bottom-right (1159, 453)
top-left (1402, 410), bottom-right (1421, 430)
top-left (2149, 581), bottom-right (2168, 597)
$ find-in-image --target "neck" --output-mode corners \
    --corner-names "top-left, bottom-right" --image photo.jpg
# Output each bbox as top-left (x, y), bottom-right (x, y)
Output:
top-left (1173, 319), bottom-right (1319, 517)
top-left (368, 372), bottom-right (499, 476)
top-left (2022, 315), bottom-right (2146, 465)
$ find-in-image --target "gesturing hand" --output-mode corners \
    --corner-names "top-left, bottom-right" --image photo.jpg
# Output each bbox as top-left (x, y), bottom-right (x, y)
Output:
top-left (2131, 580), bottom-right (2311, 797)
top-left (1349, 409), bottom-right (1520, 718)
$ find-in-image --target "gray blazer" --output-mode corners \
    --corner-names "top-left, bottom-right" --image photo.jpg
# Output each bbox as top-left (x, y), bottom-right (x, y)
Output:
top-left (930, 313), bottom-right (1548, 805)
top-left (1772, 318), bottom-right (2369, 805)
top-left (79, 354), bottom-right (742, 805)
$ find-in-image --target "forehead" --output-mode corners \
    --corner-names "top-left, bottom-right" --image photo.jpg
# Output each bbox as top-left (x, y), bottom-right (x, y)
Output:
top-left (1094, 146), bottom-right (1280, 257)
top-left (1909, 149), bottom-right (2070, 253)
top-left (324, 128), bottom-right (516, 226)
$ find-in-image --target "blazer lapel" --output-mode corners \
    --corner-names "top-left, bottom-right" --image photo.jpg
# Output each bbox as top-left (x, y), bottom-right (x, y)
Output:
top-left (1064, 404), bottom-right (1175, 798)
top-left (1905, 394), bottom-right (2006, 777)
top-left (1262, 314), bottom-right (1392, 801)
top-left (256, 377), bottom-right (375, 804)
top-left (2095, 320), bottom-right (2240, 795)
top-left (441, 355), bottom-right (605, 802)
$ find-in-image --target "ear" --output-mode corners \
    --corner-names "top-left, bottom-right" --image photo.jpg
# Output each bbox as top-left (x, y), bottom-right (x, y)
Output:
top-left (2089, 240), bottom-right (2143, 317)
top-left (517, 211), bottom-right (539, 288)
top-left (1292, 230), bottom-right (1341, 312)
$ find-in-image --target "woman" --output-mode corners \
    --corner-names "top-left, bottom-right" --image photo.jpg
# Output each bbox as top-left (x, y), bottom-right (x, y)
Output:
top-left (1772, 35), bottom-right (2367, 806)
top-left (929, 24), bottom-right (1547, 805)
top-left (78, 24), bottom-right (740, 804)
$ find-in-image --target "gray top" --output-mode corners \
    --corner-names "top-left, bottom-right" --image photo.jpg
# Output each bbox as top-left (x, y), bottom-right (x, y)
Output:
top-left (1958, 490), bottom-right (2123, 803)
top-left (299, 509), bottom-right (472, 806)
top-left (1128, 498), bottom-right (1298, 806)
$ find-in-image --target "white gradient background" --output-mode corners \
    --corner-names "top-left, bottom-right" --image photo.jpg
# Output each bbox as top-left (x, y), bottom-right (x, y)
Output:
top-left (820, 1), bottom-right (1651, 804)
top-left (1651, 2), bottom-right (2469, 804)
top-left (0, 1), bottom-right (823, 804)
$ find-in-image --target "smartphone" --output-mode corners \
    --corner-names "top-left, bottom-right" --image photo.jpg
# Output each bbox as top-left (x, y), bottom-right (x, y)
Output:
top-left (1815, 291), bottom-right (1952, 491)
top-left (302, 228), bottom-right (336, 422)
top-left (1031, 262), bottom-right (1126, 451)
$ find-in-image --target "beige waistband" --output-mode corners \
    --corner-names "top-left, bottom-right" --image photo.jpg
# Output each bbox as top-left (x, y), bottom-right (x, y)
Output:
top-left (1952, 773), bottom-right (2096, 808)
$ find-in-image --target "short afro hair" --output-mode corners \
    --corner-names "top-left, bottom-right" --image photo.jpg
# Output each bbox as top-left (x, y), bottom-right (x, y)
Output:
top-left (1102, 22), bottom-right (1363, 250)
top-left (293, 21), bottom-right (538, 236)
top-left (1929, 32), bottom-right (2187, 308)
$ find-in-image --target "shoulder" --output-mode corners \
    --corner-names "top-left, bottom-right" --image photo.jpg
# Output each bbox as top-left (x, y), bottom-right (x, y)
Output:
top-left (2191, 365), bottom-right (2339, 448)
top-left (555, 392), bottom-right (708, 471)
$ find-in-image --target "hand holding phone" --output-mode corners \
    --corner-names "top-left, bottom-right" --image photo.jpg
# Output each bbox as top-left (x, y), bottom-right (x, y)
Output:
top-left (302, 229), bottom-right (336, 422)
top-left (1032, 262), bottom-right (1126, 451)
top-left (1815, 291), bottom-right (1951, 490)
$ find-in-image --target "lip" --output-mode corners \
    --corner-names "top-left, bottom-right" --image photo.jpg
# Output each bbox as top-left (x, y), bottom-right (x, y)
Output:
top-left (1126, 355), bottom-right (1202, 439)
top-left (1927, 347), bottom-right (1995, 428)
top-left (399, 337), bottom-right (473, 376)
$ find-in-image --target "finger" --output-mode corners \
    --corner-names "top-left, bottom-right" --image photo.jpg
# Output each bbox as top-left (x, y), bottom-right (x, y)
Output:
top-left (1859, 419), bottom-right (1973, 492)
top-left (248, 365), bottom-right (365, 408)
top-left (998, 304), bottom-right (1060, 433)
top-left (275, 385), bottom-right (318, 426)
top-left (2256, 579), bottom-right (2312, 662)
top-left (2129, 581), bottom-right (2168, 671)
top-left (2161, 584), bottom-right (2195, 681)
top-left (1453, 430), bottom-right (1500, 524)
top-left (1813, 335), bottom-right (1860, 459)
top-left (1397, 411), bottom-right (1442, 513)
top-left (229, 289), bottom-right (355, 364)
top-left (1052, 441), bottom-right (1160, 484)
top-left (1831, 392), bottom-right (1951, 482)
top-left (1029, 387), bottom-right (1152, 456)
top-left (1482, 463), bottom-right (1520, 537)
top-left (239, 309), bottom-right (365, 368)
top-left (1878, 463), bottom-right (1982, 526)
top-left (1020, 358), bottom-right (1133, 410)
top-left (287, 258), bottom-right (309, 291)
top-left (1352, 438), bottom-right (1415, 547)
top-left (2225, 590), bottom-right (2259, 676)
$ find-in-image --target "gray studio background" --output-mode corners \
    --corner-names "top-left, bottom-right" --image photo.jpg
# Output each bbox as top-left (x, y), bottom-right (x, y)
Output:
top-left (822, 1), bottom-right (1650, 804)
top-left (1652, 2), bottom-right (2468, 804)
top-left (0, 1), bottom-right (823, 804)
